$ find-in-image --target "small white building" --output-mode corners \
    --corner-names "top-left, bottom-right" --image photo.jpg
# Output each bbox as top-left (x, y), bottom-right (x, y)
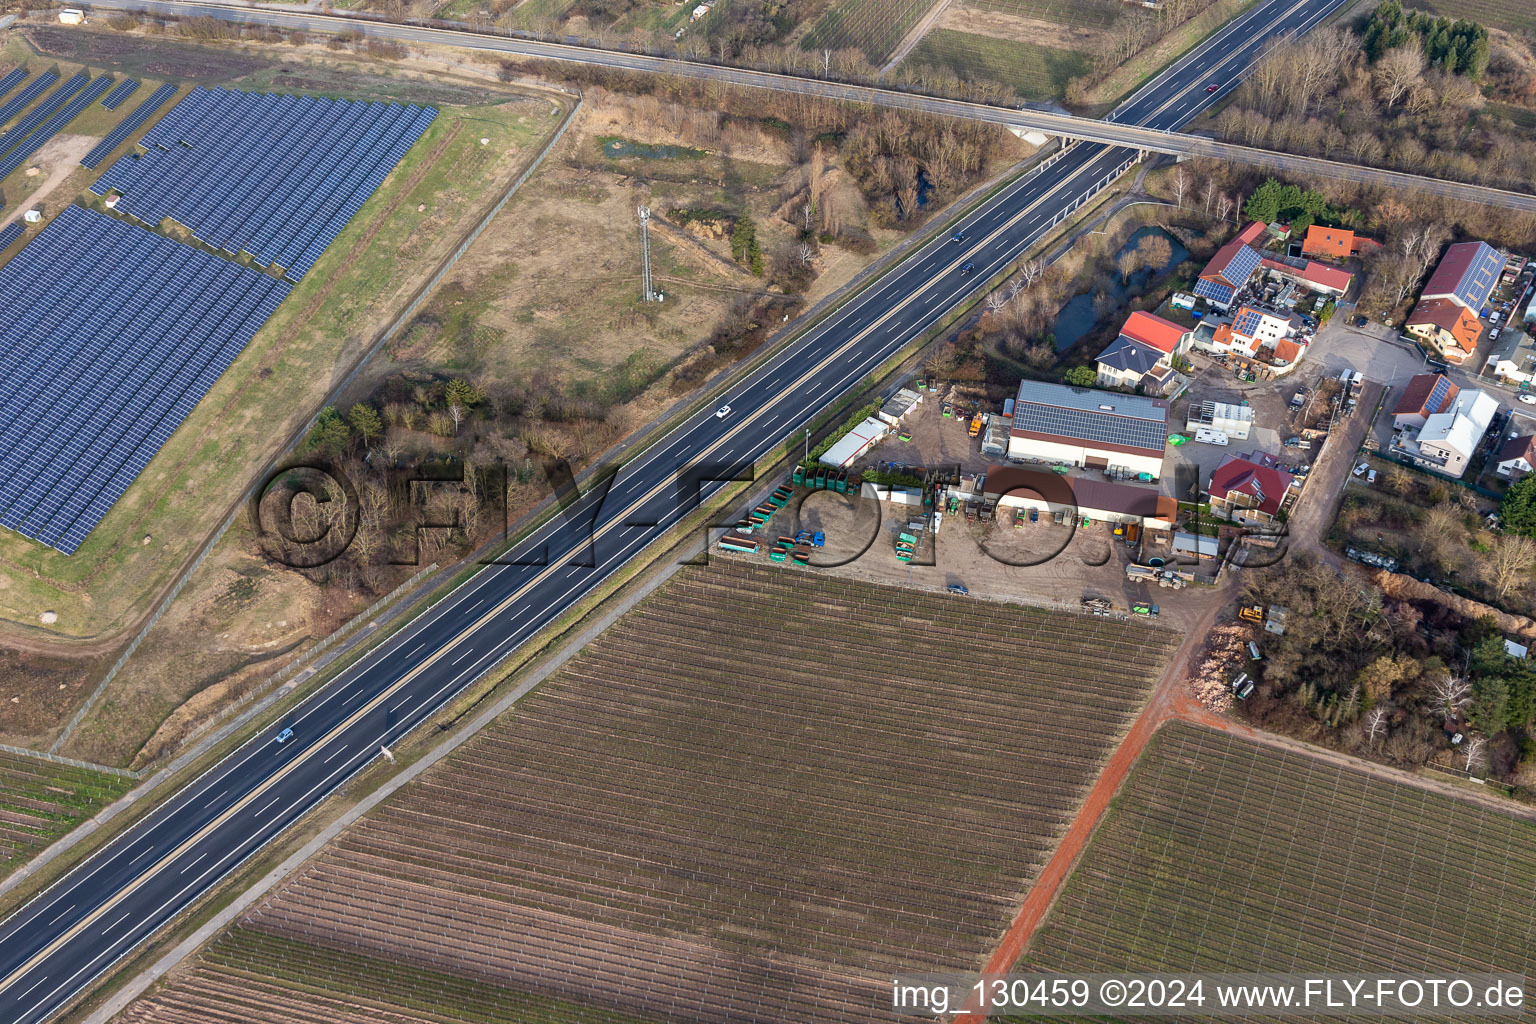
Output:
top-left (59, 8), bottom-right (85, 23)
top-left (877, 388), bottom-right (922, 426)
top-left (1185, 399), bottom-right (1253, 440)
top-left (818, 416), bottom-right (887, 468)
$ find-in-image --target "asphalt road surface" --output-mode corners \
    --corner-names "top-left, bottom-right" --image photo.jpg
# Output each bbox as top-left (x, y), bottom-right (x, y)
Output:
top-left (88, 0), bottom-right (1536, 212)
top-left (0, 0), bottom-right (1344, 1019)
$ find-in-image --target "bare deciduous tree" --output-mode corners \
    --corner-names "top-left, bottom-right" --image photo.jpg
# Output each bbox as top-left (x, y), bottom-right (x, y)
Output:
top-left (1365, 707), bottom-right (1389, 742)
top-left (1374, 46), bottom-right (1426, 110)
top-left (1482, 534), bottom-right (1536, 600)
top-left (1432, 673), bottom-right (1472, 719)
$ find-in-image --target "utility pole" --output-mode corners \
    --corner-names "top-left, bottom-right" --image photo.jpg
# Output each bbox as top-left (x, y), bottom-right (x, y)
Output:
top-left (638, 205), bottom-right (658, 303)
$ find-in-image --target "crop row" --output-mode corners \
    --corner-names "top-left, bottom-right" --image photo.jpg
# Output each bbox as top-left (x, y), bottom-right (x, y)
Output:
top-left (1013, 722), bottom-right (1536, 1022)
top-left (970, 0), bottom-right (1122, 28)
top-left (801, 0), bottom-right (938, 63)
top-left (122, 926), bottom-right (664, 1024)
top-left (131, 563), bottom-right (1180, 1024)
top-left (0, 752), bottom-right (134, 875)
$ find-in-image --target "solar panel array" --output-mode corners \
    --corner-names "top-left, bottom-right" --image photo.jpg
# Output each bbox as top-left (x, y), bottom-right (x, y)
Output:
top-left (0, 76), bottom-right (113, 181)
top-left (91, 87), bottom-right (436, 279)
top-left (1428, 374), bottom-right (1453, 412)
top-left (0, 72), bottom-right (59, 135)
top-left (1222, 244), bottom-right (1263, 288)
top-left (1193, 276), bottom-right (1235, 306)
top-left (100, 78), bottom-right (139, 110)
top-left (0, 73), bottom-right (87, 155)
top-left (0, 206), bottom-right (291, 554)
top-left (0, 223), bottom-right (22, 251)
top-left (0, 68), bottom-right (29, 104)
top-left (80, 82), bottom-right (178, 170)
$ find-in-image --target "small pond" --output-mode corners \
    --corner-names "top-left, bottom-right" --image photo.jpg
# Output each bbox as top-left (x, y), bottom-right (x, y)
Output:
top-left (1051, 226), bottom-right (1189, 350)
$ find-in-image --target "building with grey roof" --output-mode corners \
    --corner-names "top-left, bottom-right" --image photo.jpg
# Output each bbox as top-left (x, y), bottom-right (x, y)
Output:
top-left (1007, 380), bottom-right (1169, 479)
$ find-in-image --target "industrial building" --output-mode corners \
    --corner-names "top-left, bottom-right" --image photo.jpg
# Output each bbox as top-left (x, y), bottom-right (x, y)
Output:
top-left (1007, 380), bottom-right (1169, 479)
top-left (980, 465), bottom-right (1177, 529)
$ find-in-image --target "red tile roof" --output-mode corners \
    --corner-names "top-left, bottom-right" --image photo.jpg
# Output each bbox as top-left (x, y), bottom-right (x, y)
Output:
top-left (1235, 221), bottom-right (1266, 245)
top-left (1209, 454), bottom-right (1294, 516)
top-left (1302, 226), bottom-right (1352, 258)
top-left (1407, 298), bottom-right (1481, 353)
top-left (1300, 261), bottom-right (1352, 292)
top-left (1392, 373), bottom-right (1458, 417)
top-left (1119, 310), bottom-right (1186, 353)
top-left (1270, 338), bottom-right (1303, 365)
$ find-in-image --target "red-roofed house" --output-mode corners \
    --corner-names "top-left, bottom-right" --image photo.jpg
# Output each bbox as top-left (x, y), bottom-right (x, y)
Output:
top-left (1094, 311), bottom-right (1190, 388)
top-left (1209, 452), bottom-right (1297, 526)
top-left (1302, 226), bottom-right (1353, 259)
top-left (1405, 298), bottom-right (1482, 364)
top-left (1193, 222), bottom-right (1266, 310)
top-left (1392, 373), bottom-right (1459, 430)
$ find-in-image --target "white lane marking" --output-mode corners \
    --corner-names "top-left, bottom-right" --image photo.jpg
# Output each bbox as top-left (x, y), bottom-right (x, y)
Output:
top-left (45, 906), bottom-right (74, 928)
top-left (129, 846), bottom-right (155, 866)
top-left (323, 744), bottom-right (349, 764)
top-left (177, 853), bottom-right (205, 875)
top-left (451, 647), bottom-right (474, 666)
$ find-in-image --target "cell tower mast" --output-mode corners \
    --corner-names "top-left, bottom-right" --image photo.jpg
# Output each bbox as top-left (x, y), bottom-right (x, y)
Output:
top-left (638, 205), bottom-right (659, 302)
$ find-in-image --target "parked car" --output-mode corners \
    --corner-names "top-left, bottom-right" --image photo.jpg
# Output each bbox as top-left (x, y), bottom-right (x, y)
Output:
top-left (1520, 394), bottom-right (1536, 406)
top-left (1491, 328), bottom-right (1502, 341)
top-left (947, 583), bottom-right (969, 595)
top-left (1353, 462), bottom-right (1369, 477)
top-left (1367, 469), bottom-right (1378, 485)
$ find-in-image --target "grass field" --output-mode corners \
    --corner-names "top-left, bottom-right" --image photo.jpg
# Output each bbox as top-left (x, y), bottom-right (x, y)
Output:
top-left (0, 752), bottom-right (133, 879)
top-left (1014, 722), bottom-right (1536, 1020)
top-left (0, 33), bottom-right (565, 642)
top-left (905, 29), bottom-right (1090, 98)
top-left (121, 562), bottom-right (1180, 1024)
top-left (802, 0), bottom-right (940, 64)
top-left (971, 0), bottom-right (1122, 29)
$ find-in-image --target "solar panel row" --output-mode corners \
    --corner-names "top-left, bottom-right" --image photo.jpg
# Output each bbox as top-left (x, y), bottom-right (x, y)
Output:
top-left (0, 206), bottom-right (290, 554)
top-left (80, 82), bottom-right (178, 171)
top-left (0, 72), bottom-right (59, 136)
top-left (91, 87), bottom-right (436, 279)
top-left (0, 68), bottom-right (29, 105)
top-left (0, 73), bottom-right (88, 156)
top-left (0, 76), bottom-right (113, 181)
top-left (100, 77), bottom-right (140, 111)
top-left (0, 223), bottom-right (22, 251)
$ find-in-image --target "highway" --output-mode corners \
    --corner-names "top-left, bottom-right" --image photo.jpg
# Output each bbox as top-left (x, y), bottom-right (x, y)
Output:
top-left (0, 0), bottom-right (1343, 1019)
top-left (89, 0), bottom-right (1536, 212)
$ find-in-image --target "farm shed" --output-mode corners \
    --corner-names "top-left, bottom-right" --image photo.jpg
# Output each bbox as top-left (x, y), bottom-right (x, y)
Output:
top-left (819, 417), bottom-right (888, 468)
top-left (878, 388), bottom-right (922, 426)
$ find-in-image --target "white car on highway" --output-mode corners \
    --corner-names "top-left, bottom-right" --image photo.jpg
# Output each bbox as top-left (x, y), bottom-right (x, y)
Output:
top-left (715, 405), bottom-right (731, 419)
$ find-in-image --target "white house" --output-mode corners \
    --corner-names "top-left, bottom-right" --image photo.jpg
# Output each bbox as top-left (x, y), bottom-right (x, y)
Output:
top-left (1486, 331), bottom-right (1536, 386)
top-left (1395, 388), bottom-right (1498, 478)
top-left (1496, 434), bottom-right (1536, 479)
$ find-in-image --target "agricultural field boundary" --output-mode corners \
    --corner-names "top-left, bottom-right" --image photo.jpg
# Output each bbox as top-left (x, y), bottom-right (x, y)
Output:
top-left (41, 139), bottom-right (1147, 1023)
top-left (0, 128), bottom-right (1067, 937)
top-left (8, 78), bottom-right (575, 661)
top-left (0, 563), bottom-right (438, 903)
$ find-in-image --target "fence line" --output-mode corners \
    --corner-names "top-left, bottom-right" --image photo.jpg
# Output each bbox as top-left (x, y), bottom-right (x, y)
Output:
top-left (0, 743), bottom-right (141, 780)
top-left (47, 92), bottom-right (581, 756)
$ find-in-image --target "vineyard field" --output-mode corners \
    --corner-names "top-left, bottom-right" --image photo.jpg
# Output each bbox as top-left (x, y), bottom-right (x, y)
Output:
top-left (971, 0), bottom-right (1122, 28)
top-left (1410, 0), bottom-right (1536, 35)
top-left (121, 562), bottom-right (1179, 1024)
top-left (0, 752), bottom-right (133, 877)
top-left (802, 0), bottom-right (941, 64)
top-left (904, 29), bottom-right (1091, 97)
top-left (1014, 722), bottom-right (1536, 1022)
